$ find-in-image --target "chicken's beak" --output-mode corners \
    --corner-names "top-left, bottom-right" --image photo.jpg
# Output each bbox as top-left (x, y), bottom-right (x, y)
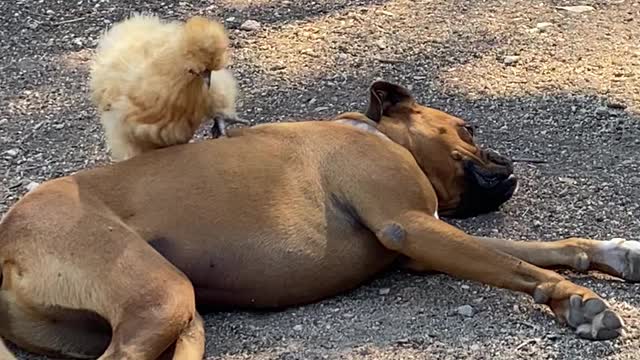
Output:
top-left (201, 69), bottom-right (212, 88)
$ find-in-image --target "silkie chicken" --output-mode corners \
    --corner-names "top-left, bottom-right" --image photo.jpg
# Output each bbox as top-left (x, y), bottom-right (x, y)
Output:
top-left (89, 13), bottom-right (248, 161)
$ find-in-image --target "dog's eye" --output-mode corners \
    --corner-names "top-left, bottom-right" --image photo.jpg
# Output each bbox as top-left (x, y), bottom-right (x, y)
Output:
top-left (463, 124), bottom-right (475, 137)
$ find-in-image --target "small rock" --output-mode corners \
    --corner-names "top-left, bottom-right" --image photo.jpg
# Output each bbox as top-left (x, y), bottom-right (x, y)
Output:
top-left (546, 334), bottom-right (561, 341)
top-left (470, 344), bottom-right (481, 352)
top-left (461, 285), bottom-right (470, 290)
top-left (53, 123), bottom-right (65, 130)
top-left (533, 220), bottom-right (543, 227)
top-left (226, 17), bottom-right (236, 22)
top-left (379, 288), bottom-right (390, 295)
top-left (5, 148), bottom-right (19, 157)
top-left (0, 119), bottom-right (7, 126)
top-left (559, 177), bottom-right (577, 186)
top-left (293, 324), bottom-right (303, 332)
top-left (270, 64), bottom-right (286, 71)
top-left (301, 48), bottom-right (319, 57)
top-left (556, 5), bottom-right (595, 14)
top-left (73, 37), bottom-right (85, 46)
top-left (606, 101), bottom-right (626, 110)
top-left (375, 39), bottom-right (387, 49)
top-left (456, 305), bottom-right (475, 317)
top-left (503, 56), bottom-right (520, 65)
top-left (595, 106), bottom-right (609, 116)
top-left (536, 22), bottom-right (553, 32)
top-left (337, 53), bottom-right (348, 60)
top-left (240, 20), bottom-right (261, 31)
top-left (26, 181), bottom-right (40, 192)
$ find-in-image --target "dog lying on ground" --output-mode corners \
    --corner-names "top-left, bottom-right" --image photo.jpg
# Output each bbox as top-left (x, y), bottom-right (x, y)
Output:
top-left (89, 14), bottom-right (248, 161)
top-left (0, 81), bottom-right (638, 359)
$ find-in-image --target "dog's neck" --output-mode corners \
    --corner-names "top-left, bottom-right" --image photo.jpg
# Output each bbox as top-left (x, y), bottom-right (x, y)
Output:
top-left (333, 112), bottom-right (392, 142)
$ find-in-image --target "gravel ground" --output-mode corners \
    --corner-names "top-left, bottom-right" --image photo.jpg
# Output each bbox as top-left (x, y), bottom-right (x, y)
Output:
top-left (1, 0), bottom-right (639, 359)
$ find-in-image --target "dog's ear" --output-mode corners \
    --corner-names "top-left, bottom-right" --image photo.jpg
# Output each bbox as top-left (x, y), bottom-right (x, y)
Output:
top-left (364, 81), bottom-right (415, 123)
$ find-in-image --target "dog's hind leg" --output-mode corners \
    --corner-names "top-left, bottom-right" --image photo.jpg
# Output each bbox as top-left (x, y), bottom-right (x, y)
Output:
top-left (157, 312), bottom-right (205, 360)
top-left (0, 287), bottom-right (111, 359)
top-left (87, 234), bottom-right (201, 360)
top-left (0, 194), bottom-right (204, 359)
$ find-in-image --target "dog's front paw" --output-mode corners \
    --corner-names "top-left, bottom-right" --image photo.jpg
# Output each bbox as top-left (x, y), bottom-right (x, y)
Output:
top-left (594, 238), bottom-right (640, 282)
top-left (535, 280), bottom-right (624, 340)
top-left (567, 295), bottom-right (624, 340)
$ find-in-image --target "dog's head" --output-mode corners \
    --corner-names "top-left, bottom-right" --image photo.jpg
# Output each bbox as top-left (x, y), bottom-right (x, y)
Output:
top-left (364, 81), bottom-right (517, 218)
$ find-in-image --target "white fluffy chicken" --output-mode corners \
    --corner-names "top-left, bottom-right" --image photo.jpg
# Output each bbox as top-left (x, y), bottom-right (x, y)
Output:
top-left (89, 13), bottom-right (247, 161)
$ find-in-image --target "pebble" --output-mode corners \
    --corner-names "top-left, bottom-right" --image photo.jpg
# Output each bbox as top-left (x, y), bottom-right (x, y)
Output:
top-left (470, 344), bottom-right (481, 352)
top-left (461, 285), bottom-right (470, 290)
top-left (0, 119), bottom-right (7, 126)
top-left (301, 48), bottom-right (319, 57)
top-left (559, 177), bottom-right (577, 186)
top-left (556, 5), bottom-right (595, 14)
top-left (379, 288), bottom-right (390, 295)
top-left (503, 56), bottom-right (520, 65)
top-left (456, 305), bottom-right (475, 317)
top-left (293, 324), bottom-right (303, 331)
top-left (536, 22), bottom-right (553, 32)
top-left (270, 64), bottom-right (286, 71)
top-left (595, 106), bottom-right (609, 116)
top-left (240, 20), bottom-right (261, 31)
top-left (5, 148), bottom-right (19, 157)
top-left (606, 101), bottom-right (626, 110)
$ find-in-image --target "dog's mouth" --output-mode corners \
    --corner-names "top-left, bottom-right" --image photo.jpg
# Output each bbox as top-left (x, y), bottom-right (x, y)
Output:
top-left (444, 149), bottom-right (518, 219)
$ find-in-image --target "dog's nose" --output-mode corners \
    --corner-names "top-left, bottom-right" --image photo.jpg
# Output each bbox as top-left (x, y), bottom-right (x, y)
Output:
top-left (484, 149), bottom-right (514, 170)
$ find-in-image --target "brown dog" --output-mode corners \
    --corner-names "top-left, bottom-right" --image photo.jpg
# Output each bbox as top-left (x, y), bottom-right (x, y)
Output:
top-left (0, 81), bottom-right (638, 359)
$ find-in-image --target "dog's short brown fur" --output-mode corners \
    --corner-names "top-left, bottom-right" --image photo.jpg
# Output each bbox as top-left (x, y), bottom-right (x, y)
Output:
top-left (1, 82), bottom-right (638, 359)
